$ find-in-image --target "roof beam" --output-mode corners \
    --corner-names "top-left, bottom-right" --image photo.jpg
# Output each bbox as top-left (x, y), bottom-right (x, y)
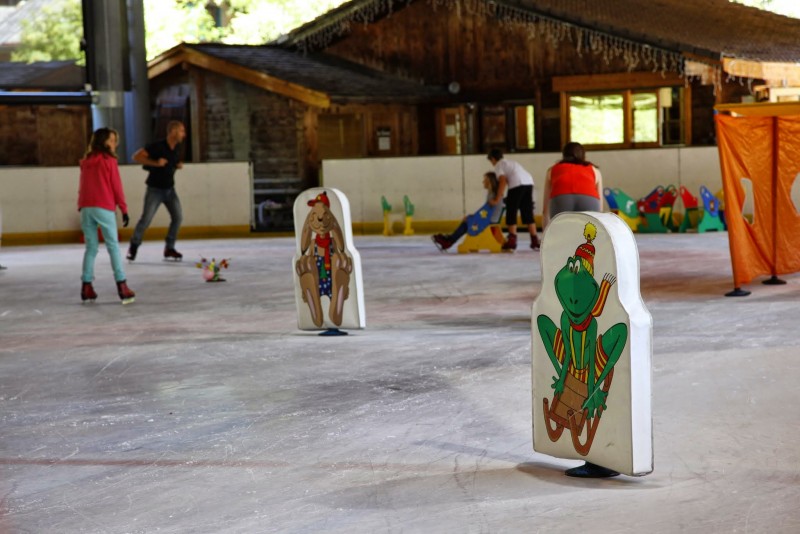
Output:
top-left (148, 45), bottom-right (331, 108)
top-left (552, 71), bottom-right (684, 93)
top-left (723, 58), bottom-right (800, 86)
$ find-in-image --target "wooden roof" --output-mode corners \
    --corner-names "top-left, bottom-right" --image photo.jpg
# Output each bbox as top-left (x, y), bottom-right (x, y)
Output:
top-left (148, 43), bottom-right (447, 107)
top-left (0, 60), bottom-right (84, 89)
top-left (282, 0), bottom-right (800, 82)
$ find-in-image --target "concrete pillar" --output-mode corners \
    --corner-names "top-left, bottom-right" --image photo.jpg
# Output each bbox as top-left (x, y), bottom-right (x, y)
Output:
top-left (82, 0), bottom-right (150, 163)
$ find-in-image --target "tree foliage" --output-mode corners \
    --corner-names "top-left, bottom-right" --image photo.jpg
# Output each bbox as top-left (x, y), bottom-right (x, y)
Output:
top-left (11, 0), bottom-right (83, 63)
top-left (14, 1), bottom-right (798, 65)
top-left (10, 0), bottom-right (349, 64)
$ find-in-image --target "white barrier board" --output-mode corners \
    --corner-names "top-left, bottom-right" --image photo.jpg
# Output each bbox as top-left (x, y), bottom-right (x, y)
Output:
top-left (293, 188), bottom-right (365, 331)
top-left (532, 212), bottom-right (653, 476)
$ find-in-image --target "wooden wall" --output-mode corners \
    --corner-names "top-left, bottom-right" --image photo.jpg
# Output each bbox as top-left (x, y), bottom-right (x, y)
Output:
top-left (0, 105), bottom-right (89, 166)
top-left (321, 2), bottom-right (726, 150)
top-left (324, 4), bottom-right (638, 100)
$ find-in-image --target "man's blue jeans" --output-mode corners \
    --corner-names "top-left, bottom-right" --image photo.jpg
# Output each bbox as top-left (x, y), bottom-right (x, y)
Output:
top-left (130, 186), bottom-right (182, 249)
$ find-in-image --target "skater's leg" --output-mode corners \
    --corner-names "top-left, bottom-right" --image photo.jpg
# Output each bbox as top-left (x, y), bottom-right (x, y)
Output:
top-left (163, 189), bottom-right (183, 250)
top-left (449, 221), bottom-right (468, 242)
top-left (130, 187), bottom-right (164, 246)
top-left (96, 208), bottom-right (127, 282)
top-left (81, 208), bottom-right (101, 282)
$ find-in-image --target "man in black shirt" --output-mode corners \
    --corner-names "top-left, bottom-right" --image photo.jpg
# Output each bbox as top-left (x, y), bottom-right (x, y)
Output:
top-left (127, 120), bottom-right (187, 261)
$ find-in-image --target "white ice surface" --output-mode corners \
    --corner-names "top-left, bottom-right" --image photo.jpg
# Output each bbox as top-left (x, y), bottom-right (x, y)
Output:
top-left (0, 233), bottom-right (798, 533)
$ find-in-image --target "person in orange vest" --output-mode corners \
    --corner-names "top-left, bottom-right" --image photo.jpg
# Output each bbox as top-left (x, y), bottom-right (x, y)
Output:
top-left (542, 142), bottom-right (603, 229)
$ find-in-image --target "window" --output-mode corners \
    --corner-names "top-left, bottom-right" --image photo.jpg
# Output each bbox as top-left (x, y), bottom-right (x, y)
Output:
top-left (569, 94), bottom-right (624, 145)
top-left (565, 87), bottom-right (685, 148)
top-left (514, 105), bottom-right (536, 150)
top-left (632, 92), bottom-right (658, 144)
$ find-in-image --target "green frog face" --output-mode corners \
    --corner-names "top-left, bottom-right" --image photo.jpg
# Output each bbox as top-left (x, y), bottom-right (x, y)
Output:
top-left (555, 256), bottom-right (600, 324)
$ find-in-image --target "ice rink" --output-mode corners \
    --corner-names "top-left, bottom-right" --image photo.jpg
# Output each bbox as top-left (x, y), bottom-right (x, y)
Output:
top-left (1, 232), bottom-right (799, 533)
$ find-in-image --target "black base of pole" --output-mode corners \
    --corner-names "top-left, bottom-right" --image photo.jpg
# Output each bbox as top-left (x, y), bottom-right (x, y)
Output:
top-left (762, 276), bottom-right (786, 285)
top-left (565, 462), bottom-right (620, 478)
top-left (319, 328), bottom-right (348, 336)
top-left (725, 287), bottom-right (751, 297)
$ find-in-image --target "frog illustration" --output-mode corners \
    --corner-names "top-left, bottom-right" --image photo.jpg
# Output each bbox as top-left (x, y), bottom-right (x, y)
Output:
top-left (536, 222), bottom-right (628, 455)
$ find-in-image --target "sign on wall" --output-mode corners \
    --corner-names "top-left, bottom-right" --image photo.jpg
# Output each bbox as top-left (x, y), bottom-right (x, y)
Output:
top-left (531, 212), bottom-right (653, 476)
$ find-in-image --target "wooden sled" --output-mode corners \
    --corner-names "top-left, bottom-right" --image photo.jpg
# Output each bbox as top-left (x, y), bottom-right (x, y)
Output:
top-left (543, 367), bottom-right (614, 456)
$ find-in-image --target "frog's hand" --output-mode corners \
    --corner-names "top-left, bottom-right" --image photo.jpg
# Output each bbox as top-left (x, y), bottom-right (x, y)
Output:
top-left (551, 374), bottom-right (566, 395)
top-left (590, 275), bottom-right (616, 318)
top-left (582, 365), bottom-right (615, 418)
top-left (582, 388), bottom-right (608, 419)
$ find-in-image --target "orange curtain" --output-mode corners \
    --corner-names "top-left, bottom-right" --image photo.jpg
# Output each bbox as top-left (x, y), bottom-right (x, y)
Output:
top-left (715, 114), bottom-right (800, 287)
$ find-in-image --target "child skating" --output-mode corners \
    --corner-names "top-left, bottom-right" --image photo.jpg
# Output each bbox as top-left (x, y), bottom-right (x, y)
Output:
top-left (432, 172), bottom-right (503, 251)
top-left (78, 127), bottom-right (136, 304)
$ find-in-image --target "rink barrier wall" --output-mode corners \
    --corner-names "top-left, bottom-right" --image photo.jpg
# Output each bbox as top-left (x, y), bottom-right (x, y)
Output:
top-left (2, 147), bottom-right (774, 244)
top-left (0, 161), bottom-right (252, 246)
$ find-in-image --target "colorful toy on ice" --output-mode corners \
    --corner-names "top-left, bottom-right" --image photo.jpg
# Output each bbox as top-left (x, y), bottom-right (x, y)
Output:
top-left (196, 257), bottom-right (229, 282)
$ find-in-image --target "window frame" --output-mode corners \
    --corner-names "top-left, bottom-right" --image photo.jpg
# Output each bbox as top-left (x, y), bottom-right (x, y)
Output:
top-left (553, 72), bottom-right (689, 150)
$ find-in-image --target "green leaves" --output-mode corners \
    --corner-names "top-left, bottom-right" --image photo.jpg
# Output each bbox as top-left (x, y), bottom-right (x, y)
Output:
top-left (10, 1), bottom-right (350, 64)
top-left (11, 0), bottom-right (83, 63)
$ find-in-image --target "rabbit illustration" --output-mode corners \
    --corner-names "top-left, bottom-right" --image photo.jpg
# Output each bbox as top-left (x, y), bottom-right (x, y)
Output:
top-left (295, 192), bottom-right (353, 327)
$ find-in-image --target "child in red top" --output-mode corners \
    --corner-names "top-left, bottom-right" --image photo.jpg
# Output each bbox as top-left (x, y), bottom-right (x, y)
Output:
top-left (78, 128), bottom-right (135, 304)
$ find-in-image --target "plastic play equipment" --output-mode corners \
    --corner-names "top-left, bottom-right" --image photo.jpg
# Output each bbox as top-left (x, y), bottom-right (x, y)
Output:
top-left (677, 185), bottom-right (701, 232)
top-left (696, 186), bottom-right (725, 233)
top-left (603, 187), bottom-right (619, 213)
top-left (381, 195), bottom-right (415, 236)
top-left (637, 185), bottom-right (678, 233)
top-left (381, 196), bottom-right (393, 236)
top-left (607, 188), bottom-right (639, 232)
top-left (402, 195), bottom-right (415, 236)
top-left (457, 202), bottom-right (506, 253)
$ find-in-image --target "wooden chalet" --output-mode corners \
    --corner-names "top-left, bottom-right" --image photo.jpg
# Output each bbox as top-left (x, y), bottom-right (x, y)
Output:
top-left (145, 0), bottom-right (800, 230)
top-left (147, 43), bottom-right (446, 229)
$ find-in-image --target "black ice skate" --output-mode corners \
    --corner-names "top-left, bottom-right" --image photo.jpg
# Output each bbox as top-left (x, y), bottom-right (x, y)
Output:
top-left (81, 282), bottom-right (97, 303)
top-left (116, 280), bottom-right (135, 305)
top-left (163, 247), bottom-right (183, 261)
top-left (126, 242), bottom-right (139, 261)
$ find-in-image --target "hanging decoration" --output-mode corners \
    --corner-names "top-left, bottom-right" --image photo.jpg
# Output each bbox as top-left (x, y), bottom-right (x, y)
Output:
top-left (290, 0), bottom-right (709, 79)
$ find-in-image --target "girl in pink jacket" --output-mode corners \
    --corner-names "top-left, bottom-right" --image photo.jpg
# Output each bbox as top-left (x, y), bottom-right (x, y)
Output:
top-left (78, 127), bottom-right (135, 304)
